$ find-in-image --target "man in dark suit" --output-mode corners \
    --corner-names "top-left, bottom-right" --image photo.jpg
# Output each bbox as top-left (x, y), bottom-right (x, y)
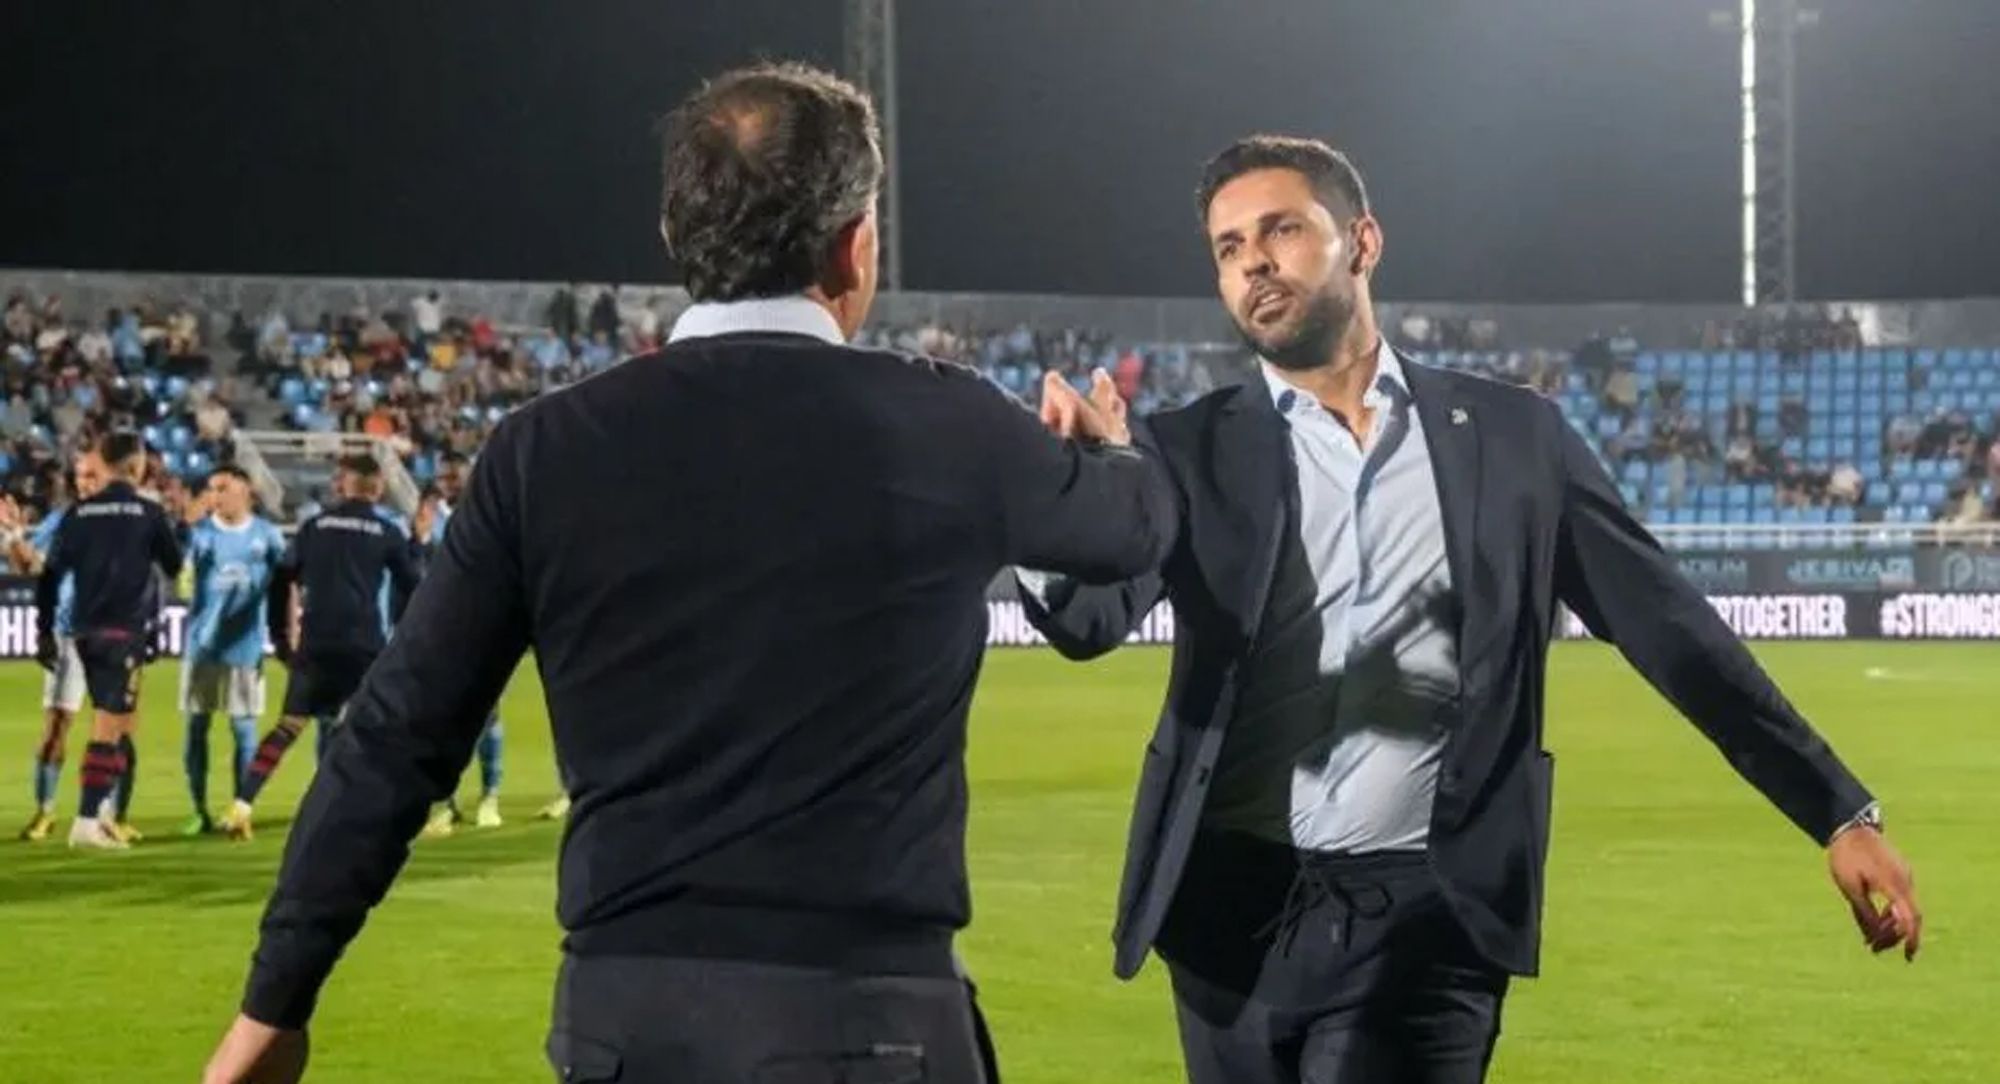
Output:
top-left (202, 62), bottom-right (1173, 1084)
top-left (1019, 135), bottom-right (1921, 1083)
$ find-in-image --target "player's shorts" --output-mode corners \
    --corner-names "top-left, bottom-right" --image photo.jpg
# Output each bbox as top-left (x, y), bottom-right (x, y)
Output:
top-left (281, 649), bottom-right (378, 720)
top-left (180, 660), bottom-right (267, 717)
top-left (75, 629), bottom-right (147, 715)
top-left (40, 635), bottom-right (85, 713)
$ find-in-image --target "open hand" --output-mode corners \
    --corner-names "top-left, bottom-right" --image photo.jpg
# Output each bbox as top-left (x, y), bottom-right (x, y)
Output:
top-left (1828, 825), bottom-right (1922, 961)
top-left (1039, 369), bottom-right (1131, 447)
top-left (202, 1014), bottom-right (309, 1084)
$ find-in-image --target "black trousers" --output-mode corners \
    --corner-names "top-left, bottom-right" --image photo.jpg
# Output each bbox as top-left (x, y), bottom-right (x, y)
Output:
top-left (548, 955), bottom-right (999, 1083)
top-left (1157, 834), bottom-right (1509, 1084)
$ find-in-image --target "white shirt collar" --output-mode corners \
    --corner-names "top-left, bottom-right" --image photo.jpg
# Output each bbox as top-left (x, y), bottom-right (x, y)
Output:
top-left (1259, 338), bottom-right (1406, 416)
top-left (667, 296), bottom-right (846, 346)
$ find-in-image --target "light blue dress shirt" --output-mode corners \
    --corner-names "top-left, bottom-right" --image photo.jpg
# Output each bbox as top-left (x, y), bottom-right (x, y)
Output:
top-left (1203, 341), bottom-right (1461, 853)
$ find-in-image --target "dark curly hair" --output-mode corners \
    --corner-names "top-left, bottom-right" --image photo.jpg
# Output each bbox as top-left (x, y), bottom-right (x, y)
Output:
top-left (1195, 135), bottom-right (1369, 226)
top-left (659, 62), bottom-right (883, 302)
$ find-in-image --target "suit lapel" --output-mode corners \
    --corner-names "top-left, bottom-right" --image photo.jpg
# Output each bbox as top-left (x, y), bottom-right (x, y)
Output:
top-left (1402, 358), bottom-right (1482, 672)
top-left (1212, 383), bottom-right (1290, 645)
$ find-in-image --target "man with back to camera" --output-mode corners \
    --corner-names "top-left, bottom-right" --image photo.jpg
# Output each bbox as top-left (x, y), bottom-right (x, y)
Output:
top-left (1021, 135), bottom-right (1921, 1083)
top-left (201, 60), bottom-right (1172, 1084)
top-left (36, 431), bottom-right (184, 850)
top-left (218, 455), bottom-right (420, 841)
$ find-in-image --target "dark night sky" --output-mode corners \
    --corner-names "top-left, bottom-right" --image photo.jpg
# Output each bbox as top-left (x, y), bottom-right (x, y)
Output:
top-left (2, 0), bottom-right (1995, 303)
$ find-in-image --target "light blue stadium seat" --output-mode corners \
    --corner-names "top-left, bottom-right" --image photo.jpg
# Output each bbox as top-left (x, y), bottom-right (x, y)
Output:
top-left (1651, 482), bottom-right (1672, 506)
top-left (1889, 457), bottom-right (1915, 480)
top-left (1683, 370), bottom-right (1710, 392)
top-left (1778, 506), bottom-right (1804, 525)
top-left (1751, 483), bottom-right (1776, 505)
top-left (1833, 436), bottom-right (1858, 459)
top-left (1782, 373), bottom-right (1806, 395)
top-left (142, 423), bottom-right (163, 448)
top-left (279, 377), bottom-right (306, 405)
top-left (0, 451), bottom-right (11, 476)
top-left (1976, 368), bottom-right (2000, 389)
top-left (1913, 392), bottom-right (1936, 413)
top-left (1944, 349), bottom-right (1968, 369)
top-left (1861, 349), bottom-right (1885, 369)
top-left (164, 375), bottom-right (191, 401)
top-left (1635, 353), bottom-right (1659, 374)
top-left (1810, 350), bottom-right (1833, 368)
top-left (290, 403), bottom-right (317, 428)
top-left (1859, 394), bottom-right (1884, 417)
top-left (1830, 506), bottom-right (1856, 524)
top-left (1915, 349), bottom-right (1938, 369)
top-left (1751, 506), bottom-right (1778, 524)
top-left (184, 450), bottom-right (213, 478)
top-left (1883, 505), bottom-right (1907, 523)
top-left (1780, 438), bottom-right (1803, 458)
top-left (1896, 481), bottom-right (1924, 503)
top-left (1621, 460), bottom-right (1648, 484)
top-left (1699, 509), bottom-right (1726, 525)
top-left (162, 449), bottom-right (185, 476)
top-left (168, 424), bottom-right (194, 451)
top-left (1923, 482), bottom-right (1949, 505)
top-left (1596, 415), bottom-right (1620, 437)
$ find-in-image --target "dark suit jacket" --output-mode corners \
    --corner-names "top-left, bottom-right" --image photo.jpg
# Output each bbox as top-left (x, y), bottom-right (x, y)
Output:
top-left (1021, 354), bottom-right (1874, 980)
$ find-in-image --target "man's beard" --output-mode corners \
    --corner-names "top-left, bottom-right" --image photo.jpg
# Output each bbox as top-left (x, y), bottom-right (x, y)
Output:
top-left (1234, 286), bottom-right (1355, 372)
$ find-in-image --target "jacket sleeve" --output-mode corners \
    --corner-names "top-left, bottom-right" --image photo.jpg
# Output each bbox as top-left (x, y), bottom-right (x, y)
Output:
top-left (1549, 402), bottom-right (1873, 843)
top-left (1011, 416), bottom-right (1176, 660)
top-left (241, 423), bottom-right (531, 1029)
top-left (151, 504), bottom-right (185, 578)
top-left (974, 380), bottom-right (1177, 587)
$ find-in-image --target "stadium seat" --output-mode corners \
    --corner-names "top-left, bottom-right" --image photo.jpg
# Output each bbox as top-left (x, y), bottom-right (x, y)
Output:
top-left (1783, 372), bottom-right (1806, 395)
top-left (1896, 481), bottom-right (1924, 503)
top-left (1944, 349), bottom-right (1968, 369)
top-left (1781, 437), bottom-right (1803, 458)
top-left (1726, 484), bottom-right (1752, 509)
top-left (1830, 506), bottom-right (1857, 524)
top-left (1923, 482), bottom-right (1949, 506)
top-left (1752, 483), bottom-right (1777, 506)
top-left (1635, 353), bottom-right (1658, 374)
top-left (1620, 460), bottom-right (1648, 485)
top-left (184, 450), bottom-right (213, 478)
top-left (1883, 505), bottom-right (1907, 523)
top-left (1806, 437), bottom-right (1830, 460)
top-left (1752, 506), bottom-right (1778, 524)
top-left (1914, 392), bottom-right (1936, 413)
top-left (279, 376), bottom-right (307, 405)
top-left (1890, 457), bottom-right (1916, 481)
top-left (1916, 459), bottom-right (1943, 480)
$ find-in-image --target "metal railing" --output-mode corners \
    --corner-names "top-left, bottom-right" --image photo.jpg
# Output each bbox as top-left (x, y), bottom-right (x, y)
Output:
top-left (1647, 521), bottom-right (2000, 550)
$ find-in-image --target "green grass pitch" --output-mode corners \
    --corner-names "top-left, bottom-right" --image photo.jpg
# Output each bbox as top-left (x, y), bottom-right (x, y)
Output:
top-left (0, 642), bottom-right (1993, 1081)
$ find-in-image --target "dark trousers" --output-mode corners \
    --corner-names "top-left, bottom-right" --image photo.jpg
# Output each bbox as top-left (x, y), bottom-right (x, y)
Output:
top-left (1157, 833), bottom-right (1508, 1084)
top-left (548, 954), bottom-right (998, 1083)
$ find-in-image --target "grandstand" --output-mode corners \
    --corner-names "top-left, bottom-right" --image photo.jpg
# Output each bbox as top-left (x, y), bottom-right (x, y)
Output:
top-left (7, 272), bottom-right (2000, 547)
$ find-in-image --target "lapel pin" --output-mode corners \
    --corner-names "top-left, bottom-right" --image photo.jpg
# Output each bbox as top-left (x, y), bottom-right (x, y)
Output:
top-left (1450, 407), bottom-right (1469, 426)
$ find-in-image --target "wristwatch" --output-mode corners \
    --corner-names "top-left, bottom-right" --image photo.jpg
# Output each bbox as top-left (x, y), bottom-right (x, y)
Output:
top-left (1830, 801), bottom-right (1885, 842)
